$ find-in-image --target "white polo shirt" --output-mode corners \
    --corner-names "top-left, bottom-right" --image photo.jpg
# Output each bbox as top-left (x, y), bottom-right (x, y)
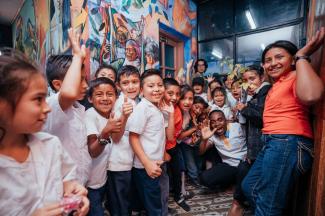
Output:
top-left (127, 98), bottom-right (166, 169)
top-left (0, 132), bottom-right (77, 216)
top-left (208, 123), bottom-right (247, 167)
top-left (85, 107), bottom-right (111, 189)
top-left (43, 93), bottom-right (92, 185)
top-left (108, 93), bottom-right (137, 171)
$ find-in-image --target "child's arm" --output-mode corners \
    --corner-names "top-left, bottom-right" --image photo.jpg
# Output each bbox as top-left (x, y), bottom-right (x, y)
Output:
top-left (161, 101), bottom-right (175, 141)
top-left (129, 132), bottom-right (163, 178)
top-left (111, 95), bottom-right (133, 143)
top-left (178, 127), bottom-right (197, 140)
top-left (63, 180), bottom-right (89, 216)
top-left (59, 28), bottom-right (86, 111)
top-left (295, 27), bottom-right (324, 105)
top-left (87, 113), bottom-right (122, 158)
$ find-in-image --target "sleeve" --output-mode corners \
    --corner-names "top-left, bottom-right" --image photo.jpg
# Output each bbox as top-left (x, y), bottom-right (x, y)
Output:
top-left (85, 110), bottom-right (100, 136)
top-left (43, 93), bottom-right (69, 133)
top-left (127, 103), bottom-right (147, 134)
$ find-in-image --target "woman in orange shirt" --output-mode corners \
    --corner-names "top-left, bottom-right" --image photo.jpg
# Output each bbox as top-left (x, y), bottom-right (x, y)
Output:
top-left (241, 28), bottom-right (325, 216)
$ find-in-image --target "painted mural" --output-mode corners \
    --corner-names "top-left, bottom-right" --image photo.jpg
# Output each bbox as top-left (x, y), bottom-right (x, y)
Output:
top-left (13, 0), bottom-right (197, 83)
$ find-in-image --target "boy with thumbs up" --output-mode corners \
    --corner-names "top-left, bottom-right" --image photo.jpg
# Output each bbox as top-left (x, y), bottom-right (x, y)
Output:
top-left (85, 77), bottom-right (122, 216)
top-left (107, 65), bottom-right (141, 216)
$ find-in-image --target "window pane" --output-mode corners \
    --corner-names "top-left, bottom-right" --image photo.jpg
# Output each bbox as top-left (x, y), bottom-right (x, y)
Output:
top-left (199, 38), bottom-right (234, 75)
top-left (198, 0), bottom-right (234, 41)
top-left (236, 24), bottom-right (301, 66)
top-left (235, 0), bottom-right (303, 32)
top-left (165, 44), bottom-right (174, 68)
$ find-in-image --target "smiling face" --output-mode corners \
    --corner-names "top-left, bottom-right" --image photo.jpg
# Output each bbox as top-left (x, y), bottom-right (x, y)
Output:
top-left (191, 103), bottom-right (204, 116)
top-left (179, 91), bottom-right (194, 112)
top-left (141, 75), bottom-right (165, 105)
top-left (209, 111), bottom-right (227, 136)
top-left (89, 84), bottom-right (117, 117)
top-left (164, 85), bottom-right (181, 106)
top-left (213, 90), bottom-right (225, 107)
top-left (243, 70), bottom-right (264, 95)
top-left (118, 74), bottom-right (140, 100)
top-left (10, 74), bottom-right (51, 134)
top-left (263, 47), bottom-right (294, 80)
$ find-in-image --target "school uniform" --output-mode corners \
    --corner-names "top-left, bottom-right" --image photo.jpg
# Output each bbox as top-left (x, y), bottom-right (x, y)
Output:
top-left (106, 93), bottom-right (137, 216)
top-left (0, 132), bottom-right (77, 216)
top-left (128, 98), bottom-right (166, 216)
top-left (85, 107), bottom-right (112, 216)
top-left (43, 93), bottom-right (92, 185)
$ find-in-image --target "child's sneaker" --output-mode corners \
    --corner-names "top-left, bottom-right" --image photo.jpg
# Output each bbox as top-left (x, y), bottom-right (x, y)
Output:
top-left (175, 197), bottom-right (190, 212)
top-left (182, 191), bottom-right (194, 200)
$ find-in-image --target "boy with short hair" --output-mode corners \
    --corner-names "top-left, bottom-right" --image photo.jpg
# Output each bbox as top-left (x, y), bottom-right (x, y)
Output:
top-left (107, 65), bottom-right (140, 216)
top-left (128, 69), bottom-right (167, 215)
top-left (43, 29), bottom-right (91, 185)
top-left (85, 77), bottom-right (122, 216)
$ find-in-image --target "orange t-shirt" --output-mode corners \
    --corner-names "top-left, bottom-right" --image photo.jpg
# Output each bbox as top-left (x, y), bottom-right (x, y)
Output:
top-left (262, 72), bottom-right (313, 138)
top-left (166, 105), bottom-right (183, 150)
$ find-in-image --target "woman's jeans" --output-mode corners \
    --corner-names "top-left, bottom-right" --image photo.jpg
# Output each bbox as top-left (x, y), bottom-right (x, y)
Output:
top-left (241, 134), bottom-right (314, 216)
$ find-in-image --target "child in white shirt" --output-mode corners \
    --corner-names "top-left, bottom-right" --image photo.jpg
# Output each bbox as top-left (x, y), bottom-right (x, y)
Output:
top-left (210, 87), bottom-right (233, 121)
top-left (107, 65), bottom-right (140, 216)
top-left (128, 69), bottom-right (166, 215)
top-left (85, 77), bottom-right (124, 216)
top-left (0, 47), bottom-right (88, 216)
top-left (43, 29), bottom-right (91, 185)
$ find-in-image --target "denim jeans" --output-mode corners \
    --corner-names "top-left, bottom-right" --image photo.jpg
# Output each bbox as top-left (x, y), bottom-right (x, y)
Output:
top-left (241, 134), bottom-right (313, 216)
top-left (180, 142), bottom-right (203, 181)
top-left (87, 184), bottom-right (106, 216)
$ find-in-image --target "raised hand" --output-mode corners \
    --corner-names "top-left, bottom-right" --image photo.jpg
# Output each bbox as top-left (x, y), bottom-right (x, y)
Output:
top-left (201, 125), bottom-right (217, 140)
top-left (296, 27), bottom-right (325, 57)
top-left (68, 28), bottom-right (86, 59)
top-left (63, 180), bottom-right (88, 197)
top-left (121, 95), bottom-right (133, 117)
top-left (236, 102), bottom-right (246, 111)
top-left (160, 100), bottom-right (174, 114)
top-left (205, 75), bottom-right (215, 83)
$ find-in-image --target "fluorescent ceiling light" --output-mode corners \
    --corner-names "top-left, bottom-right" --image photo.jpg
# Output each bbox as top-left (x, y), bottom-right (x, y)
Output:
top-left (212, 50), bottom-right (223, 59)
top-left (245, 10), bottom-right (256, 29)
top-left (260, 43), bottom-right (265, 50)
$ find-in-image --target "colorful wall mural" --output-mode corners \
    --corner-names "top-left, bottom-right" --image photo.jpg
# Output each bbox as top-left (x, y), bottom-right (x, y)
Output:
top-left (13, 0), bottom-right (197, 82)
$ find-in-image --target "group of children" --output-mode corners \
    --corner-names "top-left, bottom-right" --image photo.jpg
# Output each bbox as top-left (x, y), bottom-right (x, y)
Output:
top-left (1, 26), bottom-right (323, 216)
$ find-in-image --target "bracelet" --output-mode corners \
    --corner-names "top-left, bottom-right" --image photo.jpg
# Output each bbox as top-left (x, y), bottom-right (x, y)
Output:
top-left (295, 55), bottom-right (311, 63)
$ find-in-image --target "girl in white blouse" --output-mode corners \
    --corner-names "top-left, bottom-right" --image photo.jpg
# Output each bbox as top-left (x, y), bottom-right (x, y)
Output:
top-left (0, 48), bottom-right (89, 216)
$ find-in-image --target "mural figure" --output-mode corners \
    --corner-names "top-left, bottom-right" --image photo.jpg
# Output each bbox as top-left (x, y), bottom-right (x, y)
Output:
top-left (115, 25), bottom-right (129, 60)
top-left (123, 39), bottom-right (141, 68)
top-left (144, 39), bottom-right (159, 70)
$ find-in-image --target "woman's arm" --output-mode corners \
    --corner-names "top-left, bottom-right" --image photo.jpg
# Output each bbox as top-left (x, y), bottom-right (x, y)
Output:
top-left (295, 27), bottom-right (325, 105)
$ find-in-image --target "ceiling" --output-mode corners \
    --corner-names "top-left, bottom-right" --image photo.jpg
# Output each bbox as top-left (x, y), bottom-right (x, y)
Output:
top-left (0, 0), bottom-right (25, 25)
